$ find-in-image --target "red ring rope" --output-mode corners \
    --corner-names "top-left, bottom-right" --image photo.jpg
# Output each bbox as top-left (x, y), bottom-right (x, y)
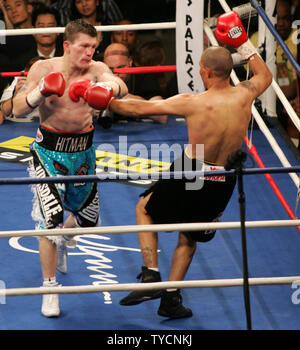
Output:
top-left (1, 71), bottom-right (28, 77)
top-left (113, 65), bottom-right (177, 74)
top-left (0, 65), bottom-right (177, 78)
top-left (244, 136), bottom-right (300, 233)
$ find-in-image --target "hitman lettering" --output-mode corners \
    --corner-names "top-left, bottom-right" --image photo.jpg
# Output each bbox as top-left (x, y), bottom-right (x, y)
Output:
top-left (55, 135), bottom-right (89, 152)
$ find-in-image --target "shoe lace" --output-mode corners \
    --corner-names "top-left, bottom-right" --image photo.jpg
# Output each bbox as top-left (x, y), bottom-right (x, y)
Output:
top-left (136, 271), bottom-right (143, 279)
top-left (136, 266), bottom-right (147, 280)
top-left (170, 290), bottom-right (183, 305)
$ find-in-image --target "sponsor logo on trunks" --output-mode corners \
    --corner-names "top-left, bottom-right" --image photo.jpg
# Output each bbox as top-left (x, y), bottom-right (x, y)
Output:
top-left (35, 128), bottom-right (43, 143)
top-left (77, 192), bottom-right (99, 224)
top-left (53, 160), bottom-right (69, 175)
top-left (74, 163), bottom-right (90, 187)
top-left (204, 167), bottom-right (225, 182)
top-left (55, 135), bottom-right (90, 152)
top-left (76, 163), bottom-right (90, 176)
top-left (35, 165), bottom-right (63, 227)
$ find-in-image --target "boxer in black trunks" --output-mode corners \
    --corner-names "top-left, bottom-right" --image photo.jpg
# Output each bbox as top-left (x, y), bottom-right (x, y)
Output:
top-left (141, 151), bottom-right (236, 242)
top-left (110, 11), bottom-right (272, 318)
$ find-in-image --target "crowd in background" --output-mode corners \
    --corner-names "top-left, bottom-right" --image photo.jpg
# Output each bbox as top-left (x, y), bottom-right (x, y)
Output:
top-left (0, 0), bottom-right (299, 149)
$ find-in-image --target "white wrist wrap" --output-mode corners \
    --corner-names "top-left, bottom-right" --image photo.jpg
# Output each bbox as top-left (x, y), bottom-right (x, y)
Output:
top-left (237, 39), bottom-right (257, 61)
top-left (26, 85), bottom-right (45, 109)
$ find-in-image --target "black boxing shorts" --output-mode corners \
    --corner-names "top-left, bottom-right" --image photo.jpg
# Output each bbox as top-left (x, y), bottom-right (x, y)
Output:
top-left (140, 151), bottom-right (236, 242)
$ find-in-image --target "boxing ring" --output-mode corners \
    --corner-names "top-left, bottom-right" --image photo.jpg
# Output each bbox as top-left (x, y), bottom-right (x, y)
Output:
top-left (0, 0), bottom-right (300, 332)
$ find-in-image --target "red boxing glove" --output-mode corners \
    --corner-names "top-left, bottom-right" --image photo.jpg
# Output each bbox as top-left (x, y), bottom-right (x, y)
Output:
top-left (40, 72), bottom-right (65, 96)
top-left (69, 80), bottom-right (113, 110)
top-left (26, 72), bottom-right (65, 108)
top-left (215, 11), bottom-right (256, 61)
top-left (215, 11), bottom-right (248, 47)
top-left (69, 79), bottom-right (91, 102)
top-left (85, 83), bottom-right (113, 110)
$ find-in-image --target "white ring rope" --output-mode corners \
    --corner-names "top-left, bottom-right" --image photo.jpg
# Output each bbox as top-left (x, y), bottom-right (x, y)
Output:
top-left (0, 22), bottom-right (176, 37)
top-left (204, 22), bottom-right (300, 189)
top-left (0, 2), bottom-right (255, 37)
top-left (1, 276), bottom-right (299, 297)
top-left (1, 219), bottom-right (300, 238)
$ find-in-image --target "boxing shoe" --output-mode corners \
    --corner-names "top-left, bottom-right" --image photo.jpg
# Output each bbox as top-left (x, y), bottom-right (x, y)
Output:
top-left (119, 266), bottom-right (163, 305)
top-left (157, 290), bottom-right (193, 319)
top-left (41, 282), bottom-right (61, 317)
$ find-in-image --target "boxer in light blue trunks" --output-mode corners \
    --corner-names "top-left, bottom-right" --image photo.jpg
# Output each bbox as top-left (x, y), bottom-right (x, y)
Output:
top-left (30, 125), bottom-right (99, 235)
top-left (12, 19), bottom-right (127, 317)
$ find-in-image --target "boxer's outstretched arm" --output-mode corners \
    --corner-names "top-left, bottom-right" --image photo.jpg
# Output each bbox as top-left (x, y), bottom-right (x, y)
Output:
top-left (109, 93), bottom-right (191, 118)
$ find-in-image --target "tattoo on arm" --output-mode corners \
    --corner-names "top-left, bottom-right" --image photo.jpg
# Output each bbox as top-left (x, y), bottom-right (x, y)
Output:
top-left (240, 80), bottom-right (257, 93)
top-left (15, 82), bottom-right (28, 96)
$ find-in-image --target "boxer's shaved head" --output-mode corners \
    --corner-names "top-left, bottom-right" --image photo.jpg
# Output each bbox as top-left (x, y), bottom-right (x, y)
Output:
top-left (201, 46), bottom-right (233, 79)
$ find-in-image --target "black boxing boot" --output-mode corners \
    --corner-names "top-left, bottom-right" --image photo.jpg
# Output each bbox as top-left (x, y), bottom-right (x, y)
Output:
top-left (157, 290), bottom-right (193, 319)
top-left (119, 266), bottom-right (163, 306)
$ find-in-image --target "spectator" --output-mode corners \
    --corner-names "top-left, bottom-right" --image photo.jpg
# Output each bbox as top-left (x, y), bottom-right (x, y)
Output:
top-left (29, 0), bottom-right (51, 5)
top-left (50, 0), bottom-right (122, 27)
top-left (276, 0), bottom-right (299, 146)
top-left (0, 0), bottom-right (13, 28)
top-left (0, 56), bottom-right (46, 122)
top-left (292, 0), bottom-right (299, 15)
top-left (135, 40), bottom-right (167, 95)
top-left (50, 0), bottom-right (71, 26)
top-left (1, 4), bottom-right (63, 93)
top-left (0, 4), bottom-right (57, 114)
top-left (111, 19), bottom-right (137, 58)
top-left (30, 4), bottom-right (63, 58)
top-left (102, 43), bottom-right (167, 124)
top-left (293, 0), bottom-right (300, 87)
top-left (69, 0), bottom-right (109, 60)
top-left (101, 0), bottom-right (123, 24)
top-left (0, 0), bottom-right (36, 94)
top-left (250, 0), bottom-right (299, 146)
top-left (1, 0), bottom-right (33, 28)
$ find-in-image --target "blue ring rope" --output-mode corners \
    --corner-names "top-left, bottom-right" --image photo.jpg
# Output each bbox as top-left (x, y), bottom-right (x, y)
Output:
top-left (0, 166), bottom-right (299, 185)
